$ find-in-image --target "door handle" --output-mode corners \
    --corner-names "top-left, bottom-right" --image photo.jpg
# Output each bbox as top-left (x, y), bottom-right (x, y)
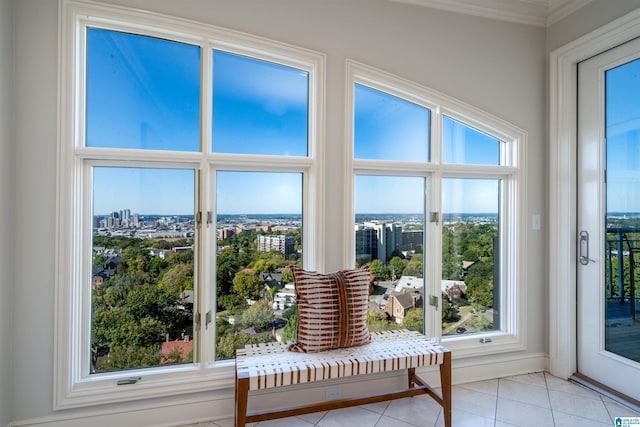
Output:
top-left (579, 230), bottom-right (595, 265)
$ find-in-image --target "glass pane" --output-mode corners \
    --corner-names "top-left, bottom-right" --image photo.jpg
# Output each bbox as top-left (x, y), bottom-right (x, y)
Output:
top-left (86, 28), bottom-right (201, 151)
top-left (442, 116), bottom-right (500, 165)
top-left (605, 57), bottom-right (640, 362)
top-left (354, 84), bottom-right (430, 162)
top-left (354, 175), bottom-right (426, 333)
top-left (215, 171), bottom-right (302, 360)
top-left (91, 167), bottom-right (196, 373)
top-left (212, 51), bottom-right (309, 156)
top-left (441, 178), bottom-right (500, 336)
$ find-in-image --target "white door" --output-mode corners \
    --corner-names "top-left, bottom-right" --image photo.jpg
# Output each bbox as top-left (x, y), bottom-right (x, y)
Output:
top-left (578, 37), bottom-right (640, 400)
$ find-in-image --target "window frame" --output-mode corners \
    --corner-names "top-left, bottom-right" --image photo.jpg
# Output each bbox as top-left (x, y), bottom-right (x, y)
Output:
top-left (345, 60), bottom-right (526, 357)
top-left (56, 0), bottom-right (325, 409)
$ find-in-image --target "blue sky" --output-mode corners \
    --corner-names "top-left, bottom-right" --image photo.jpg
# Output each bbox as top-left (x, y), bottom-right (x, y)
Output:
top-left (89, 28), bottom-right (502, 216)
top-left (606, 57), bottom-right (640, 214)
top-left (216, 172), bottom-right (302, 215)
top-left (86, 28), bottom-right (200, 151)
top-left (93, 167), bottom-right (195, 215)
top-left (212, 51), bottom-right (308, 156)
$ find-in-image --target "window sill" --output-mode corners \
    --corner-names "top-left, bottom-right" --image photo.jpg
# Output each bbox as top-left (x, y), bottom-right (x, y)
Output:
top-left (441, 331), bottom-right (525, 358)
top-left (55, 363), bottom-right (236, 410)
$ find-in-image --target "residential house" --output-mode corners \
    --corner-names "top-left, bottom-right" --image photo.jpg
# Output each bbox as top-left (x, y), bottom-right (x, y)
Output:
top-left (385, 288), bottom-right (424, 324)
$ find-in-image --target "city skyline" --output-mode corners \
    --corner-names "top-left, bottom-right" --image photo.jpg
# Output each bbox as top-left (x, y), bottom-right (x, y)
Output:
top-left (92, 167), bottom-right (502, 216)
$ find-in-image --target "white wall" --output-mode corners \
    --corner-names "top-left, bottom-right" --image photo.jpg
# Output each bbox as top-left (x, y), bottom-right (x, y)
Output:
top-left (12, 0), bottom-right (59, 424)
top-left (11, 0), bottom-right (547, 425)
top-left (0, 0), bottom-right (14, 426)
top-left (547, 0), bottom-right (640, 53)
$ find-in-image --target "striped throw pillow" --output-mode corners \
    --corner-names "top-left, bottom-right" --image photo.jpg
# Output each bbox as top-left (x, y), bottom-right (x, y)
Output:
top-left (290, 266), bottom-right (371, 352)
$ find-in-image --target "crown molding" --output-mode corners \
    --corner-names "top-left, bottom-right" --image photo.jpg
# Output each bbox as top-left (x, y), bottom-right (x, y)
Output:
top-left (547, 0), bottom-right (593, 26)
top-left (390, 0), bottom-right (592, 27)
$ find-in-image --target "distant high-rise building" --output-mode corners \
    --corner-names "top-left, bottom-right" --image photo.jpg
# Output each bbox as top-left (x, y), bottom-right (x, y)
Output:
top-left (257, 235), bottom-right (295, 257)
top-left (401, 230), bottom-right (423, 251)
top-left (355, 225), bottom-right (378, 264)
top-left (217, 228), bottom-right (235, 240)
top-left (359, 221), bottom-right (402, 262)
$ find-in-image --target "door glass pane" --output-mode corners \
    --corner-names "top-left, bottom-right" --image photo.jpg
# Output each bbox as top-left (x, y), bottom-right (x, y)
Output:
top-left (354, 175), bottom-right (426, 333)
top-left (605, 58), bottom-right (640, 362)
top-left (86, 28), bottom-right (201, 151)
top-left (441, 178), bottom-right (500, 336)
top-left (91, 167), bottom-right (196, 373)
top-left (215, 171), bottom-right (302, 360)
top-left (442, 116), bottom-right (501, 165)
top-left (354, 84), bottom-right (430, 162)
top-left (212, 51), bottom-right (309, 156)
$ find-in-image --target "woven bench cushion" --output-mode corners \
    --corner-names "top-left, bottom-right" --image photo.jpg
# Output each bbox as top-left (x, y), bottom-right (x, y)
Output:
top-left (236, 329), bottom-right (446, 390)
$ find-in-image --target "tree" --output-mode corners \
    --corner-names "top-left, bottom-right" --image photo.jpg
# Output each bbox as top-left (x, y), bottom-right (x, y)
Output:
top-left (267, 286), bottom-right (278, 301)
top-left (216, 333), bottom-right (251, 360)
top-left (147, 256), bottom-right (168, 278)
top-left (404, 257), bottom-right (423, 278)
top-left (281, 267), bottom-right (293, 284)
top-left (121, 246), bottom-right (152, 275)
top-left (159, 262), bottom-right (193, 297)
top-left (281, 315), bottom-right (297, 342)
top-left (215, 332), bottom-right (273, 360)
top-left (282, 303), bottom-right (297, 319)
top-left (441, 297), bottom-right (459, 323)
top-left (99, 345), bottom-right (161, 371)
top-left (239, 300), bottom-right (274, 330)
top-left (218, 293), bottom-right (247, 314)
top-left (252, 251), bottom-right (285, 273)
top-left (233, 269), bottom-right (263, 301)
top-left (389, 256), bottom-right (405, 280)
top-left (402, 308), bottom-right (423, 333)
top-left (216, 247), bottom-right (245, 300)
top-left (465, 261), bottom-right (494, 308)
top-left (92, 253), bottom-right (106, 268)
top-left (369, 259), bottom-right (388, 281)
top-left (252, 258), bottom-right (279, 273)
top-left (216, 317), bottom-right (233, 340)
top-left (367, 311), bottom-right (397, 332)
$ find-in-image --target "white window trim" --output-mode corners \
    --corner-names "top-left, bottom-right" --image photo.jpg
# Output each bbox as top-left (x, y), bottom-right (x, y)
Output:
top-left (56, 0), bottom-right (325, 409)
top-left (344, 59), bottom-right (527, 357)
top-left (548, 8), bottom-right (640, 380)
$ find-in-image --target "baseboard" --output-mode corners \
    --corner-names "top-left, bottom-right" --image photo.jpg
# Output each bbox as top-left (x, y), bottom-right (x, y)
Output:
top-left (8, 352), bottom-right (548, 427)
top-left (8, 391), bottom-right (235, 427)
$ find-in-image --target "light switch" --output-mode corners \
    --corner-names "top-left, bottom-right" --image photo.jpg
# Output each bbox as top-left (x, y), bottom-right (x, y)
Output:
top-left (532, 214), bottom-right (541, 230)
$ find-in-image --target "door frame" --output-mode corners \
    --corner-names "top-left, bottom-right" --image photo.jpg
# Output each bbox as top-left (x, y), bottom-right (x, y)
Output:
top-left (549, 8), bottom-right (640, 379)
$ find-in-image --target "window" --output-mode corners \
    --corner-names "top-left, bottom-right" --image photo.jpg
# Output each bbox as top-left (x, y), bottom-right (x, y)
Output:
top-left (214, 171), bottom-right (303, 361)
top-left (441, 178), bottom-right (500, 336)
top-left (91, 166), bottom-right (197, 373)
top-left (57, 1), bottom-right (324, 408)
top-left (348, 60), bottom-right (525, 356)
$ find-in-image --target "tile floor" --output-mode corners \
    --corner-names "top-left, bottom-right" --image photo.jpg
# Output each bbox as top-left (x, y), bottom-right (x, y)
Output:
top-left (187, 372), bottom-right (640, 427)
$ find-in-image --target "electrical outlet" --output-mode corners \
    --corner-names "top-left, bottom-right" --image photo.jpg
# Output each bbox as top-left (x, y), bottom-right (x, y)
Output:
top-left (325, 387), bottom-right (342, 400)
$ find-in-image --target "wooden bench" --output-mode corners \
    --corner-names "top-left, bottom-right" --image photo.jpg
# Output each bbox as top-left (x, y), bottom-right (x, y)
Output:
top-left (235, 329), bottom-right (451, 427)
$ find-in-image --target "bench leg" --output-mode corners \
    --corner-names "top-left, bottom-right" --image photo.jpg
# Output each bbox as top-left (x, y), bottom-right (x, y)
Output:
top-left (408, 367), bottom-right (416, 389)
top-left (440, 351), bottom-right (452, 427)
top-left (236, 374), bottom-right (249, 427)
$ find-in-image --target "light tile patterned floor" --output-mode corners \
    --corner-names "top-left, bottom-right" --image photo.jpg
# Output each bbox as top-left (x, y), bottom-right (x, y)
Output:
top-left (185, 372), bottom-right (640, 427)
